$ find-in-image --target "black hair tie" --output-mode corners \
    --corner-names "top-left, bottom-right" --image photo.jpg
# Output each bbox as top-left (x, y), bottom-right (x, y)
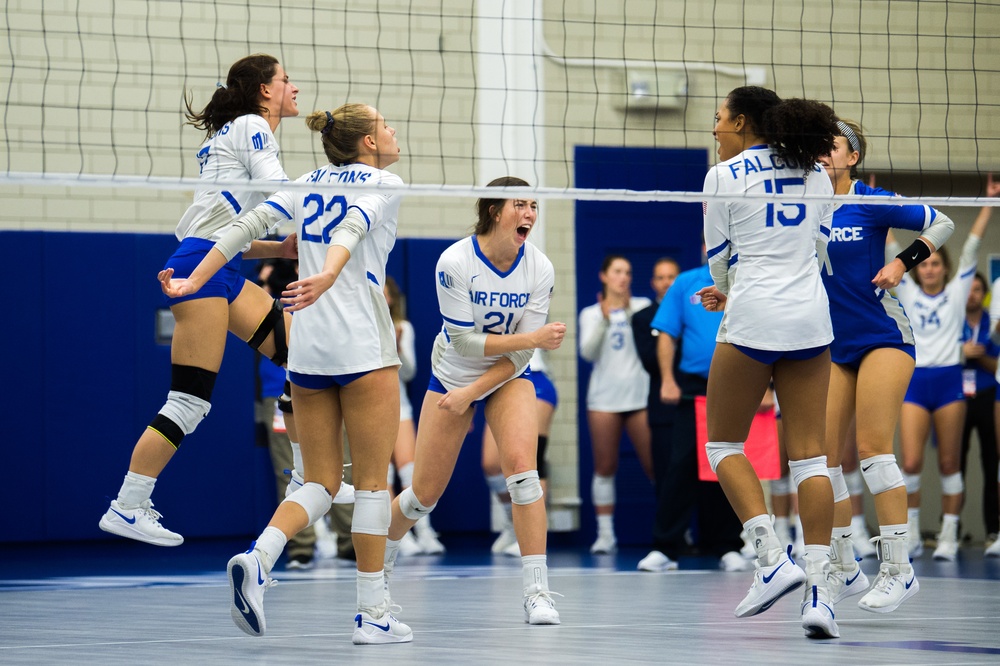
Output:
top-left (321, 111), bottom-right (334, 135)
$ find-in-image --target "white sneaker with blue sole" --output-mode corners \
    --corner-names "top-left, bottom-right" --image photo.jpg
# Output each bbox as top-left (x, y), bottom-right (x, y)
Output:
top-left (227, 547), bottom-right (274, 636)
top-left (858, 535), bottom-right (919, 614)
top-left (828, 557), bottom-right (869, 604)
top-left (734, 545), bottom-right (806, 618)
top-left (99, 499), bottom-right (183, 547)
top-left (352, 607), bottom-right (413, 644)
top-left (801, 583), bottom-right (840, 639)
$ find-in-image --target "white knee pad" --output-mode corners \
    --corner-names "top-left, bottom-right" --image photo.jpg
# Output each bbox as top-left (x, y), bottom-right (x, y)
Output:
top-left (159, 390), bottom-right (211, 435)
top-left (399, 485), bottom-right (437, 521)
top-left (828, 465), bottom-right (850, 503)
top-left (398, 462), bottom-right (414, 489)
top-left (352, 489), bottom-right (391, 536)
top-left (506, 470), bottom-right (543, 505)
top-left (788, 455), bottom-right (829, 489)
top-left (705, 441), bottom-right (745, 474)
top-left (770, 475), bottom-right (791, 495)
top-left (940, 471), bottom-right (964, 495)
top-left (485, 473), bottom-right (508, 496)
top-left (862, 455), bottom-right (906, 495)
top-left (902, 471), bottom-right (921, 494)
top-left (284, 481), bottom-right (333, 527)
top-left (844, 468), bottom-right (864, 496)
top-left (591, 474), bottom-right (616, 506)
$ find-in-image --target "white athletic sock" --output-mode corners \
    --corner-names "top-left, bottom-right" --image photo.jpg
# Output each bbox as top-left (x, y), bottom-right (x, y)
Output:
top-left (850, 514), bottom-right (868, 532)
top-left (803, 543), bottom-right (830, 560)
top-left (357, 569), bottom-right (385, 612)
top-left (290, 441), bottom-right (303, 477)
top-left (384, 538), bottom-right (401, 573)
top-left (881, 522), bottom-right (907, 539)
top-left (941, 513), bottom-right (960, 532)
top-left (253, 526), bottom-right (287, 574)
top-left (117, 471), bottom-right (156, 508)
top-left (832, 525), bottom-right (853, 540)
top-left (596, 514), bottom-right (614, 536)
top-left (521, 554), bottom-right (549, 591)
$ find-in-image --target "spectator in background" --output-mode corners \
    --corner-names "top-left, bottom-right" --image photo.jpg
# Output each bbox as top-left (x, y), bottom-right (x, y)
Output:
top-left (629, 257), bottom-right (683, 570)
top-left (579, 254), bottom-right (654, 554)
top-left (644, 248), bottom-right (744, 572)
top-left (963, 273), bottom-right (1000, 548)
top-left (892, 197), bottom-right (990, 561)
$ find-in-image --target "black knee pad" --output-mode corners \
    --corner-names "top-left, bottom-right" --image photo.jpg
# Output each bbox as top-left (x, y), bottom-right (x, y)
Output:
top-left (148, 364), bottom-right (217, 448)
top-left (248, 298), bottom-right (288, 366)
top-left (537, 435), bottom-right (549, 479)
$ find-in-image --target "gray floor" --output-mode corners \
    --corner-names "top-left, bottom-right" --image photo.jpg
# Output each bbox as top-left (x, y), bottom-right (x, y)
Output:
top-left (3, 555), bottom-right (1000, 665)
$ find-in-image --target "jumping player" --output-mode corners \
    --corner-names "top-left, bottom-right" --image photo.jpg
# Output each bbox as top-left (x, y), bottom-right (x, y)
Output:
top-left (100, 54), bottom-right (301, 547)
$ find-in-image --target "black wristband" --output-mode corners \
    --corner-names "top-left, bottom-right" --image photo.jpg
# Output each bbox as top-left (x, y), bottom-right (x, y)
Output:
top-left (895, 239), bottom-right (932, 271)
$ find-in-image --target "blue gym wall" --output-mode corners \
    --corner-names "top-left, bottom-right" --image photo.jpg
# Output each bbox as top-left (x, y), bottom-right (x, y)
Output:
top-left (0, 232), bottom-right (491, 544)
top-left (1, 144), bottom-right (707, 546)
top-left (574, 146), bottom-right (708, 546)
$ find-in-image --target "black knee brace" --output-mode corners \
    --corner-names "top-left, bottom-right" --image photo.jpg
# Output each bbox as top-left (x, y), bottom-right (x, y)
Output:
top-left (248, 298), bottom-right (288, 366)
top-left (537, 435), bottom-right (549, 479)
top-left (148, 364), bottom-right (218, 448)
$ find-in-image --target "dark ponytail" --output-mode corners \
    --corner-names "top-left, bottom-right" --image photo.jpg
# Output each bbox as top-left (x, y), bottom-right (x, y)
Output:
top-left (725, 86), bottom-right (838, 173)
top-left (185, 54), bottom-right (279, 134)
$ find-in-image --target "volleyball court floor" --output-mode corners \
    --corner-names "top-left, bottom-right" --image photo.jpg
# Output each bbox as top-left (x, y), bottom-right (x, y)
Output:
top-left (2, 535), bottom-right (999, 665)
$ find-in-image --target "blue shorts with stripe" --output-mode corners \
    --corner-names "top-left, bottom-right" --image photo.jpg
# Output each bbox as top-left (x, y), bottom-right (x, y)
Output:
top-left (904, 365), bottom-right (964, 411)
top-left (163, 237), bottom-right (246, 307)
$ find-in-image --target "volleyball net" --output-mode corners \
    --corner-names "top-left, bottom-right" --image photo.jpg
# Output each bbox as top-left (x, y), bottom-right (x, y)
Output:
top-left (2, 0), bottom-right (999, 235)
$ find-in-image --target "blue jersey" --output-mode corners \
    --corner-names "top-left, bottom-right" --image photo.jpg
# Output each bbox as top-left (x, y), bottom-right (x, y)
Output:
top-left (650, 264), bottom-right (722, 379)
top-left (822, 180), bottom-right (936, 365)
top-left (962, 310), bottom-right (1000, 392)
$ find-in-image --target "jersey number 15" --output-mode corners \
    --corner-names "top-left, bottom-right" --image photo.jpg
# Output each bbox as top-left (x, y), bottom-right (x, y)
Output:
top-left (764, 178), bottom-right (805, 227)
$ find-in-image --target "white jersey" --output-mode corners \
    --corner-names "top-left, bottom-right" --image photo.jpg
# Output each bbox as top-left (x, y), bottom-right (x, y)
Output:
top-left (396, 319), bottom-right (416, 420)
top-left (431, 237), bottom-right (554, 398)
top-left (895, 235), bottom-right (980, 368)
top-left (175, 114), bottom-right (287, 242)
top-left (579, 297), bottom-right (651, 412)
top-left (704, 144), bottom-right (834, 351)
top-left (269, 163), bottom-right (403, 375)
